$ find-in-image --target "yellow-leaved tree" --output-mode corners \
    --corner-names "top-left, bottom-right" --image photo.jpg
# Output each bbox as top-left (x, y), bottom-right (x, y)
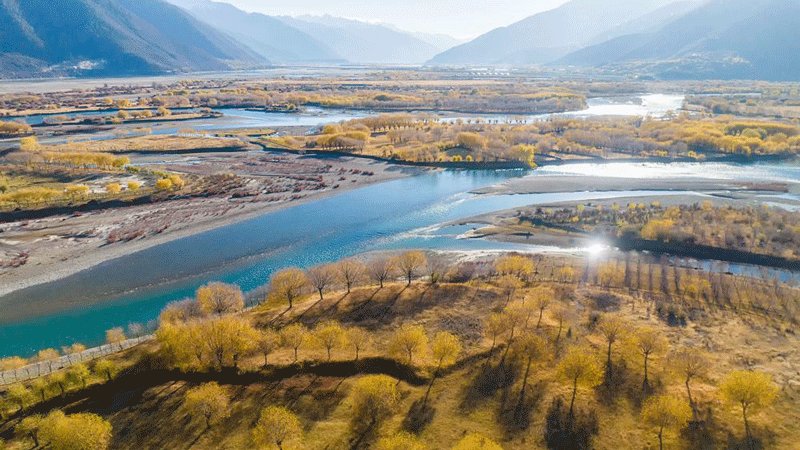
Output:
top-left (39, 410), bottom-right (112, 450)
top-left (350, 375), bottom-right (400, 435)
top-left (557, 349), bottom-right (602, 417)
top-left (424, 331), bottom-right (462, 405)
top-left (389, 323), bottom-right (428, 365)
top-left (347, 327), bottom-right (371, 361)
top-left (495, 254), bottom-right (534, 279)
top-left (268, 268), bottom-right (308, 309)
top-left (313, 320), bottom-right (346, 361)
top-left (512, 332), bottom-right (550, 410)
top-left (641, 395), bottom-right (692, 450)
top-left (258, 328), bottom-right (280, 367)
top-left (93, 359), bottom-right (119, 381)
top-left (719, 370), bottom-right (777, 444)
top-left (196, 282), bottom-right (244, 315)
top-left (630, 327), bottom-right (668, 390)
top-left (281, 323), bottom-right (308, 362)
top-left (183, 382), bottom-right (230, 429)
top-left (251, 405), bottom-right (302, 450)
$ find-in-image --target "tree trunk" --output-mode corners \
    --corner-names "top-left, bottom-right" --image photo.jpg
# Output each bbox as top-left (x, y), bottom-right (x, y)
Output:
top-left (355, 346), bottom-right (360, 361)
top-left (318, 288), bottom-right (324, 300)
top-left (264, 353), bottom-right (269, 367)
top-left (569, 377), bottom-right (578, 418)
top-left (294, 347), bottom-right (298, 361)
top-left (743, 403), bottom-right (751, 448)
top-left (686, 376), bottom-right (698, 420)
top-left (643, 353), bottom-right (650, 389)
top-left (658, 427), bottom-right (664, 450)
top-left (327, 347), bottom-right (332, 361)
top-left (536, 308), bottom-right (544, 328)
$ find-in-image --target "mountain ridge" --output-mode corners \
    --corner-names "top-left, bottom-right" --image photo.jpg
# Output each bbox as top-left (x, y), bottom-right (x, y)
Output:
top-left (0, 0), bottom-right (264, 78)
top-left (427, 0), bottom-right (678, 65)
top-left (166, 0), bottom-right (342, 63)
top-left (557, 0), bottom-right (800, 80)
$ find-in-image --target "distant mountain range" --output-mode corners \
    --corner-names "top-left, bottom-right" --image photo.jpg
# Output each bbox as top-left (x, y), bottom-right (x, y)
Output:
top-left (168, 0), bottom-right (457, 65)
top-left (0, 0), bottom-right (262, 78)
top-left (555, 0), bottom-right (800, 81)
top-left (276, 15), bottom-right (449, 64)
top-left (167, 0), bottom-right (340, 63)
top-left (0, 0), bottom-right (461, 78)
top-left (427, 0), bottom-right (800, 81)
top-left (428, 0), bottom-right (684, 66)
top-left (2, 0), bottom-right (800, 80)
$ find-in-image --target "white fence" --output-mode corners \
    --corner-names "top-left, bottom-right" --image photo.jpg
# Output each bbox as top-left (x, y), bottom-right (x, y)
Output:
top-left (0, 336), bottom-right (153, 386)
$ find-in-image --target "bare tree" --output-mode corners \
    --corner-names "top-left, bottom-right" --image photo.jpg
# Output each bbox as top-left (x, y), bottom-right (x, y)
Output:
top-left (394, 251), bottom-right (427, 285)
top-left (307, 265), bottom-right (335, 300)
top-left (426, 253), bottom-right (448, 284)
top-left (367, 257), bottom-right (394, 288)
top-left (336, 259), bottom-right (365, 293)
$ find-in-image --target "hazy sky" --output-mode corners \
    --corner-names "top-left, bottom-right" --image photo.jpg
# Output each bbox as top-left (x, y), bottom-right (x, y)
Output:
top-left (208, 0), bottom-right (569, 39)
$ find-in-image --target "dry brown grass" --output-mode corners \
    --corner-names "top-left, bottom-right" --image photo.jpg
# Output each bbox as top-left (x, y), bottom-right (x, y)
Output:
top-left (46, 135), bottom-right (248, 153)
top-left (2, 270), bottom-right (798, 450)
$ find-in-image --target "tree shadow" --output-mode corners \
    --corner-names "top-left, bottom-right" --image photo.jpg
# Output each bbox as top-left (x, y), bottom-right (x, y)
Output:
top-left (594, 358), bottom-right (631, 408)
top-left (402, 397), bottom-right (435, 434)
top-left (459, 360), bottom-right (517, 414)
top-left (290, 379), bottom-right (347, 427)
top-left (341, 285), bottom-right (407, 326)
top-left (724, 429), bottom-right (775, 450)
top-left (499, 379), bottom-right (547, 436)
top-left (296, 293), bottom-right (351, 326)
top-left (543, 397), bottom-right (599, 450)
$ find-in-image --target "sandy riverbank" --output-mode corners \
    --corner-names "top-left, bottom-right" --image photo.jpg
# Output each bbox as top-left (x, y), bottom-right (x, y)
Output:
top-left (471, 174), bottom-right (797, 196)
top-left (453, 172), bottom-right (800, 249)
top-left (0, 153), bottom-right (427, 298)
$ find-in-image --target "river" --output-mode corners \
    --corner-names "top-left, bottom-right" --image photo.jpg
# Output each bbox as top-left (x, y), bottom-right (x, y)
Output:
top-left (2, 160), bottom-right (799, 357)
top-left (1, 93), bottom-right (791, 357)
